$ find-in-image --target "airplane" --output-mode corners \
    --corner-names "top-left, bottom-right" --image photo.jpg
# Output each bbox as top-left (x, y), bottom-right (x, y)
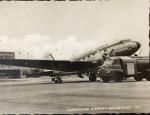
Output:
top-left (0, 39), bottom-right (141, 84)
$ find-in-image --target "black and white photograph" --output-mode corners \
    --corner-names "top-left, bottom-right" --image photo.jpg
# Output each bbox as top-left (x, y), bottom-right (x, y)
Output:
top-left (0, 0), bottom-right (149, 114)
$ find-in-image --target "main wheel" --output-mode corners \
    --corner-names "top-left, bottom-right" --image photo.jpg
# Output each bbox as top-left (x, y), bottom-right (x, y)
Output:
top-left (134, 75), bottom-right (143, 81)
top-left (52, 77), bottom-right (55, 81)
top-left (101, 76), bottom-right (110, 83)
top-left (55, 77), bottom-right (62, 84)
top-left (89, 73), bottom-right (97, 82)
top-left (55, 79), bottom-right (59, 84)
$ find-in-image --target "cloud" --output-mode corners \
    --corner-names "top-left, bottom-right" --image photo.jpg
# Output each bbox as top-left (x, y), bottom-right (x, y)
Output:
top-left (0, 34), bottom-right (147, 59)
top-left (0, 34), bottom-right (99, 60)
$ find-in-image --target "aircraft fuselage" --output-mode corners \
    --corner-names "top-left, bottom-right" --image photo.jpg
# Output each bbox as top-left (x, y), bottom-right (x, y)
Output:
top-left (73, 39), bottom-right (141, 63)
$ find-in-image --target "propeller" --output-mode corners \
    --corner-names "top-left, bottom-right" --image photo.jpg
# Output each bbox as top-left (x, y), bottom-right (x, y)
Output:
top-left (49, 53), bottom-right (55, 60)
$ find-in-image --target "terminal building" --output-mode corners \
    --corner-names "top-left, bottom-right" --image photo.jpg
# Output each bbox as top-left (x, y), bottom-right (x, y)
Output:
top-left (0, 51), bottom-right (42, 79)
top-left (0, 51), bottom-right (21, 78)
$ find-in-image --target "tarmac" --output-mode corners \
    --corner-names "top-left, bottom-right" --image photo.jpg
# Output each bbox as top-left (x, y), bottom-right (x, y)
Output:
top-left (0, 76), bottom-right (150, 114)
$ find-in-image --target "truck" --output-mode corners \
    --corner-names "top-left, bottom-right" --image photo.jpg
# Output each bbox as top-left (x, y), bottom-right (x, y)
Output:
top-left (97, 56), bottom-right (150, 82)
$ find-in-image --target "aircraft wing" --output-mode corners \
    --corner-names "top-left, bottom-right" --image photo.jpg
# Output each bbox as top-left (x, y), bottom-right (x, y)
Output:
top-left (0, 59), bottom-right (99, 72)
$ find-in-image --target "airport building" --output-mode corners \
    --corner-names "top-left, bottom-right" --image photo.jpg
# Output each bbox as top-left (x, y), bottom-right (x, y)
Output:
top-left (0, 51), bottom-right (21, 78)
top-left (0, 51), bottom-right (41, 79)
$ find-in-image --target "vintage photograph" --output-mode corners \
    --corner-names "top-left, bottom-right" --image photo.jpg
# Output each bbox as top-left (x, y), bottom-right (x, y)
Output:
top-left (0, 0), bottom-right (149, 114)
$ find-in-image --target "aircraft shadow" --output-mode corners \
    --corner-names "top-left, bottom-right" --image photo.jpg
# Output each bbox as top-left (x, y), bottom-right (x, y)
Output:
top-left (39, 79), bottom-right (141, 85)
top-left (6, 79), bottom-right (146, 86)
top-left (39, 80), bottom-right (97, 85)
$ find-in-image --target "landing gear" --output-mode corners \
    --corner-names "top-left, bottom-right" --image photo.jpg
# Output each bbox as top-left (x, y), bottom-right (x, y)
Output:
top-left (89, 73), bottom-right (97, 82)
top-left (52, 77), bottom-right (62, 84)
top-left (77, 73), bottom-right (84, 78)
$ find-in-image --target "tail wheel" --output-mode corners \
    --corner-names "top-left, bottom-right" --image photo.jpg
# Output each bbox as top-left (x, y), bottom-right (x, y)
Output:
top-left (89, 73), bottom-right (97, 82)
top-left (134, 75), bottom-right (143, 81)
top-left (101, 76), bottom-right (110, 83)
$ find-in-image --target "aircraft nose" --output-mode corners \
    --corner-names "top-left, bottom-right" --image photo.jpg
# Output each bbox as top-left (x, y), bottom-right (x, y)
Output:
top-left (136, 41), bottom-right (141, 49)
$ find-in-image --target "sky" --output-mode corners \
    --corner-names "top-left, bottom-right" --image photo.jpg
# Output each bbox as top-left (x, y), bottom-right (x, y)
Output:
top-left (0, 0), bottom-right (148, 59)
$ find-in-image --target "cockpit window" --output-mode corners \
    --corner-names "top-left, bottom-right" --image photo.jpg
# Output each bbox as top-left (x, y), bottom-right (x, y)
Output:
top-left (119, 39), bottom-right (131, 43)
